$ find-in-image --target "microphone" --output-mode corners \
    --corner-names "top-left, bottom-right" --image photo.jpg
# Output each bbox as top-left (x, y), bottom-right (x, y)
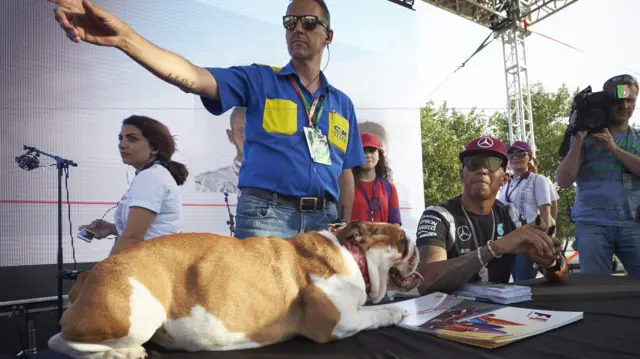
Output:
top-left (15, 147), bottom-right (40, 171)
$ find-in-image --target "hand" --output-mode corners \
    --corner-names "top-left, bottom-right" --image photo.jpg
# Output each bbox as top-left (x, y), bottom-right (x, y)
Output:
top-left (48, 0), bottom-right (130, 47)
top-left (79, 219), bottom-right (114, 239)
top-left (526, 234), bottom-right (563, 269)
top-left (572, 130), bottom-right (588, 144)
top-left (592, 128), bottom-right (618, 153)
top-left (528, 251), bottom-right (569, 284)
top-left (493, 224), bottom-right (556, 259)
top-left (527, 249), bottom-right (558, 268)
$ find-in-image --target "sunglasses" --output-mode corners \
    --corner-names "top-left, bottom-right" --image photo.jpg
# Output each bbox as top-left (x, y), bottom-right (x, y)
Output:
top-left (507, 151), bottom-right (528, 159)
top-left (283, 15), bottom-right (329, 32)
top-left (463, 156), bottom-right (504, 172)
top-left (604, 74), bottom-right (638, 89)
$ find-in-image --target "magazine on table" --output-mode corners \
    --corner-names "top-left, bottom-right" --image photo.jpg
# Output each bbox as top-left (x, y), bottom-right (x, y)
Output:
top-left (373, 292), bottom-right (583, 348)
top-left (451, 282), bottom-right (533, 304)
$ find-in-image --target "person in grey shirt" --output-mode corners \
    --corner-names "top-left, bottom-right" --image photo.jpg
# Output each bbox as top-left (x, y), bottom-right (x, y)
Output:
top-left (556, 74), bottom-right (640, 276)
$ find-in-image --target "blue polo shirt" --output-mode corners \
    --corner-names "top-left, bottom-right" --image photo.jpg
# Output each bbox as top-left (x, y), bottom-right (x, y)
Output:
top-left (200, 62), bottom-right (365, 202)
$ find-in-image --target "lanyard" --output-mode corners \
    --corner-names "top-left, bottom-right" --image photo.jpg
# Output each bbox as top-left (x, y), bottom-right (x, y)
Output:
top-left (505, 171), bottom-right (529, 203)
top-left (289, 75), bottom-right (326, 128)
top-left (360, 178), bottom-right (379, 221)
top-left (622, 128), bottom-right (633, 152)
top-left (460, 204), bottom-right (496, 250)
top-left (461, 203), bottom-right (496, 282)
top-left (610, 128), bottom-right (634, 174)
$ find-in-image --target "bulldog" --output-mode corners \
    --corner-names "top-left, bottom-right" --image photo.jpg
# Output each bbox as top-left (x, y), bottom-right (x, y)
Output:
top-left (48, 221), bottom-right (424, 359)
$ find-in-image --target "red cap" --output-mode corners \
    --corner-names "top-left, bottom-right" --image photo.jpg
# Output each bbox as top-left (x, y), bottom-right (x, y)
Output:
top-left (459, 136), bottom-right (508, 162)
top-left (509, 141), bottom-right (533, 157)
top-left (361, 132), bottom-right (382, 151)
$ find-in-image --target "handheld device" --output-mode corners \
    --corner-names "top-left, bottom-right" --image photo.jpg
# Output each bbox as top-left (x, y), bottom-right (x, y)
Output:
top-left (77, 228), bottom-right (96, 243)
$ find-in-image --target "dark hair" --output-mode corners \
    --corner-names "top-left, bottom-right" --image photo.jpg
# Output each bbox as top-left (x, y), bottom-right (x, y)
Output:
top-left (288, 0), bottom-right (331, 25)
top-left (122, 115), bottom-right (189, 186)
top-left (353, 149), bottom-right (393, 188)
top-left (528, 156), bottom-right (539, 174)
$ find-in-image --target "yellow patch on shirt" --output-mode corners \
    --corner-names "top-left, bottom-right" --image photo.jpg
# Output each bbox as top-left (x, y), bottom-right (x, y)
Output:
top-left (329, 112), bottom-right (349, 153)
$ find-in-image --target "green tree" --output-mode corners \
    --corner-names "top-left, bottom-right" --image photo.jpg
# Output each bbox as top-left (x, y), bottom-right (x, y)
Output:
top-left (490, 82), bottom-right (577, 240)
top-left (421, 100), bottom-right (493, 206)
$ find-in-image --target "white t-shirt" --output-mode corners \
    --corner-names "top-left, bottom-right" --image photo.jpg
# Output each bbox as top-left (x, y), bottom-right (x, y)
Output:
top-left (497, 172), bottom-right (551, 224)
top-left (114, 164), bottom-right (183, 240)
top-left (547, 177), bottom-right (559, 202)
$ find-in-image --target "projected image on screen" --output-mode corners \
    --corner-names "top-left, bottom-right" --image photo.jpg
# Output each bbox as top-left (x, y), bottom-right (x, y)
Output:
top-left (0, 0), bottom-right (424, 288)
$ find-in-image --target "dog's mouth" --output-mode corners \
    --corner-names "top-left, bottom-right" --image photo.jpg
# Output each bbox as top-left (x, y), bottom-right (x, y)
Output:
top-left (389, 267), bottom-right (424, 291)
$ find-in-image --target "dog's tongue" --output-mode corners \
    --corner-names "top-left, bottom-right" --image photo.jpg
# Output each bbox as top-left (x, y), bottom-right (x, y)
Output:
top-left (408, 271), bottom-right (425, 287)
top-left (397, 270), bottom-right (424, 289)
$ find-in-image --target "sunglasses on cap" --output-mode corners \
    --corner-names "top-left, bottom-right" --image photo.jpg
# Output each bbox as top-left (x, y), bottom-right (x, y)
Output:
top-left (283, 15), bottom-right (329, 32)
top-left (507, 150), bottom-right (528, 159)
top-left (463, 156), bottom-right (504, 172)
top-left (603, 74), bottom-right (638, 89)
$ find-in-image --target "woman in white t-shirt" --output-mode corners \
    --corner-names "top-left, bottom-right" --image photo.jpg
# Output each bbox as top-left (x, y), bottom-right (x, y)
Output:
top-left (498, 141), bottom-right (554, 281)
top-left (78, 115), bottom-right (188, 256)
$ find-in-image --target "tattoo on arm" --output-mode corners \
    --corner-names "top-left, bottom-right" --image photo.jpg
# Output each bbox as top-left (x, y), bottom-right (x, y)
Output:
top-left (167, 72), bottom-right (196, 91)
top-left (417, 246), bottom-right (494, 295)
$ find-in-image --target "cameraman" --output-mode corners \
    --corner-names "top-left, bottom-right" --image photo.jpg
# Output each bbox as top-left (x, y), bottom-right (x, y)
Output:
top-left (556, 74), bottom-right (640, 276)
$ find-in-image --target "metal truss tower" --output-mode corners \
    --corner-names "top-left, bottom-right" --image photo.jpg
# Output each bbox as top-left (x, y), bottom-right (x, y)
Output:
top-left (420, 0), bottom-right (578, 150)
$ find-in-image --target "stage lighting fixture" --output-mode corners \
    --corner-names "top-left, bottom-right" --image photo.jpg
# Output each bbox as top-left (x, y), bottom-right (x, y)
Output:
top-left (387, 0), bottom-right (415, 11)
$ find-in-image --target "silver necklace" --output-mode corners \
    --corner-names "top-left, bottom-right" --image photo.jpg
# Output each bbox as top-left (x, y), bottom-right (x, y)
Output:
top-left (461, 202), bottom-right (495, 282)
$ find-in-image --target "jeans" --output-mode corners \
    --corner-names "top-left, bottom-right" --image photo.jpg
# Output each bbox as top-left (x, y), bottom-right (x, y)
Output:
top-left (511, 253), bottom-right (539, 282)
top-left (575, 221), bottom-right (640, 276)
top-left (234, 192), bottom-right (339, 239)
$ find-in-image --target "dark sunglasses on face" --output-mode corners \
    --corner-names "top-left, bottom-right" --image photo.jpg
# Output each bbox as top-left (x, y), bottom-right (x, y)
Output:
top-left (508, 151), bottom-right (528, 159)
top-left (283, 15), bottom-right (328, 32)
top-left (364, 147), bottom-right (377, 154)
top-left (463, 156), bottom-right (504, 172)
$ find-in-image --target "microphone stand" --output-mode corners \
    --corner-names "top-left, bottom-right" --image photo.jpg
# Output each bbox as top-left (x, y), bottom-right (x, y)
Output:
top-left (23, 146), bottom-right (78, 328)
top-left (224, 191), bottom-right (235, 237)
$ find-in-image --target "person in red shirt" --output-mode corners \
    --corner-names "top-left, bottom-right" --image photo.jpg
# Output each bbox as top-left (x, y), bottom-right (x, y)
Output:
top-left (351, 132), bottom-right (402, 224)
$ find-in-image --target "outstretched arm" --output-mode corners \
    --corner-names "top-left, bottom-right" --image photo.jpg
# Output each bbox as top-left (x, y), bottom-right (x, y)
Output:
top-left (48, 0), bottom-right (219, 98)
top-left (416, 245), bottom-right (494, 295)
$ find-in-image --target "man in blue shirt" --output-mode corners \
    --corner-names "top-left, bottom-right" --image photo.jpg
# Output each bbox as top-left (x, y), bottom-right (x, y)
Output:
top-left (48, 0), bottom-right (365, 239)
top-left (557, 74), bottom-right (640, 276)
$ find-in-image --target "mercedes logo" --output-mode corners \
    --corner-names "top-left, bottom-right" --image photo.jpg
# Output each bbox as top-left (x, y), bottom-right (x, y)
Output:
top-left (457, 226), bottom-right (472, 242)
top-left (477, 137), bottom-right (494, 148)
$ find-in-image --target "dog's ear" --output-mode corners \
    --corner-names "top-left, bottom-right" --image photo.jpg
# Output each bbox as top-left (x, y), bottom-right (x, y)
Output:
top-left (337, 220), bottom-right (368, 245)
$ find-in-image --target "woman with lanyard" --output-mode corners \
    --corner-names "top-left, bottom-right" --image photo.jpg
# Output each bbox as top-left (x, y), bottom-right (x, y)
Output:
top-left (498, 141), bottom-right (553, 281)
top-left (78, 115), bottom-right (189, 256)
top-left (351, 132), bottom-right (401, 224)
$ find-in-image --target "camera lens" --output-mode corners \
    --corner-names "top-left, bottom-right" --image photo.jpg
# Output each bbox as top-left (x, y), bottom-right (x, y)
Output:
top-left (580, 108), bottom-right (607, 132)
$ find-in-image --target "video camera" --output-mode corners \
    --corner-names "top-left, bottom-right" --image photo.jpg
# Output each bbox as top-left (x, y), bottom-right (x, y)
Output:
top-left (558, 84), bottom-right (631, 157)
top-left (568, 84), bottom-right (630, 134)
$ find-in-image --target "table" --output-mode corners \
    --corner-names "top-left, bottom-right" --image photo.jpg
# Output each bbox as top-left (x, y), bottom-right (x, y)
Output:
top-left (32, 274), bottom-right (640, 359)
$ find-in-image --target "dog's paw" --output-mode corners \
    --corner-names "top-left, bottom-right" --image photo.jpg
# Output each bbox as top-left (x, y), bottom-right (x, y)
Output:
top-left (376, 307), bottom-right (408, 327)
top-left (101, 346), bottom-right (147, 359)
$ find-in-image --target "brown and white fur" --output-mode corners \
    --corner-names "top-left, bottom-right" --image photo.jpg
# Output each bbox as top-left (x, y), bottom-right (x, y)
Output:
top-left (48, 221), bottom-right (422, 359)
